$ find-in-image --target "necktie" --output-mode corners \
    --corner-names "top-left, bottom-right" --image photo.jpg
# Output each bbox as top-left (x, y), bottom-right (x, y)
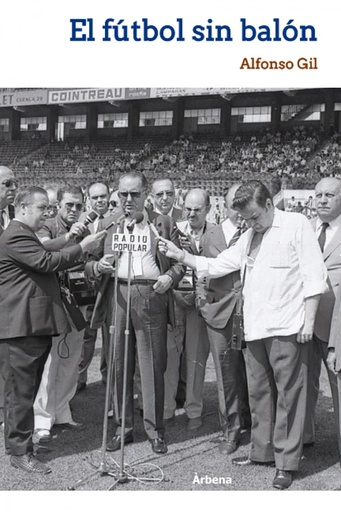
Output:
top-left (318, 222), bottom-right (329, 252)
top-left (0, 210), bottom-right (5, 229)
top-left (228, 227), bottom-right (242, 248)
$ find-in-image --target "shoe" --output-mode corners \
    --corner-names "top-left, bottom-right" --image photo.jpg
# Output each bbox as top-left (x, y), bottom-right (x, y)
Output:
top-left (76, 382), bottom-right (86, 394)
top-left (272, 469), bottom-right (293, 490)
top-left (56, 421), bottom-right (85, 431)
top-left (150, 437), bottom-right (168, 454)
top-left (33, 429), bottom-right (51, 444)
top-left (10, 453), bottom-right (52, 474)
top-left (232, 455), bottom-right (275, 467)
top-left (106, 431), bottom-right (134, 452)
top-left (187, 417), bottom-right (202, 431)
top-left (219, 439), bottom-right (239, 455)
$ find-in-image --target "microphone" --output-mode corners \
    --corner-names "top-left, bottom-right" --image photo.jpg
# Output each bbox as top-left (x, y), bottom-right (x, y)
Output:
top-left (126, 212), bottom-right (144, 232)
top-left (83, 210), bottom-right (98, 226)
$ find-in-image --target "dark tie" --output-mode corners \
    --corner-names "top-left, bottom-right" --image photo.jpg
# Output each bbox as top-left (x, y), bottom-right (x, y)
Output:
top-left (0, 210), bottom-right (5, 229)
top-left (318, 222), bottom-right (329, 252)
top-left (228, 227), bottom-right (242, 248)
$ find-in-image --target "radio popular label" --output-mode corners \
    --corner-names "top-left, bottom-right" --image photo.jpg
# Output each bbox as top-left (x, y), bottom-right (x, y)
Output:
top-left (112, 233), bottom-right (149, 252)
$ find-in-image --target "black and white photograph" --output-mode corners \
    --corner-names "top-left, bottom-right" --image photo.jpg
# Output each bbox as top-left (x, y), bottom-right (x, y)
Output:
top-left (1, 87), bottom-right (341, 496)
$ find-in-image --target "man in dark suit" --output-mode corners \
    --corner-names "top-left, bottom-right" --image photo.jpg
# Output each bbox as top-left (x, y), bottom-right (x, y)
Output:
top-left (151, 177), bottom-right (182, 220)
top-left (0, 165), bottom-right (17, 433)
top-left (77, 181), bottom-right (111, 392)
top-left (87, 171), bottom-right (184, 455)
top-left (305, 177), bottom-right (341, 451)
top-left (199, 184), bottom-right (250, 455)
top-left (0, 186), bottom-right (105, 474)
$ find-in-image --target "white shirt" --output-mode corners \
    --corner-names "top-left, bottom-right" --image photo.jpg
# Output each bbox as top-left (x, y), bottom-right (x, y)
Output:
top-left (315, 213), bottom-right (341, 249)
top-left (154, 205), bottom-right (174, 218)
top-left (117, 213), bottom-right (160, 280)
top-left (221, 218), bottom-right (239, 247)
top-left (195, 208), bottom-right (328, 342)
top-left (0, 206), bottom-right (11, 229)
top-left (177, 220), bottom-right (204, 251)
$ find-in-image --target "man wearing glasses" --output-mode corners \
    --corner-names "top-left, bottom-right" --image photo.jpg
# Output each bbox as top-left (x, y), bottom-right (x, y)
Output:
top-left (0, 186), bottom-right (104, 474)
top-left (163, 188), bottom-right (211, 430)
top-left (0, 166), bottom-right (18, 435)
top-left (87, 171), bottom-right (184, 454)
top-left (151, 178), bottom-right (182, 220)
top-left (33, 186), bottom-right (92, 443)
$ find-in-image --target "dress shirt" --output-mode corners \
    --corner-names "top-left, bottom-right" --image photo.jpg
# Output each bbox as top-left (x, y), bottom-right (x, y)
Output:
top-left (221, 218), bottom-right (239, 246)
top-left (154, 206), bottom-right (174, 218)
top-left (195, 208), bottom-right (328, 342)
top-left (117, 213), bottom-right (160, 280)
top-left (177, 220), bottom-right (204, 252)
top-left (0, 206), bottom-right (10, 229)
top-left (315, 213), bottom-right (341, 250)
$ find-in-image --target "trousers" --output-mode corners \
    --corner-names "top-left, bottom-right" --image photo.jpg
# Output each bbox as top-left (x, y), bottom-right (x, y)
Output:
top-left (245, 334), bottom-right (308, 471)
top-left (111, 282), bottom-right (168, 440)
top-left (34, 307), bottom-right (86, 429)
top-left (0, 336), bottom-right (52, 455)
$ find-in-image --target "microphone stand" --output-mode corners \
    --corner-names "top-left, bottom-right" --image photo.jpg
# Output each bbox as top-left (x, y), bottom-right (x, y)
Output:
top-left (69, 219), bottom-right (155, 490)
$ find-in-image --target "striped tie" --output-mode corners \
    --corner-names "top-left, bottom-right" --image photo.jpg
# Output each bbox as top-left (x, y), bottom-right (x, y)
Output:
top-left (228, 227), bottom-right (242, 248)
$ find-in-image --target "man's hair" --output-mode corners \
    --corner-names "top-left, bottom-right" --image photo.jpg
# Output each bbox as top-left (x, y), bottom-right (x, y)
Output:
top-left (119, 171), bottom-right (148, 191)
top-left (87, 181), bottom-right (110, 196)
top-left (232, 180), bottom-right (272, 210)
top-left (56, 186), bottom-right (84, 203)
top-left (14, 186), bottom-right (48, 208)
top-left (151, 177), bottom-right (174, 190)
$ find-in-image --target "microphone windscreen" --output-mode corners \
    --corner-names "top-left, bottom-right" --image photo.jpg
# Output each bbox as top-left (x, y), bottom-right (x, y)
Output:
top-left (84, 210), bottom-right (98, 226)
top-left (133, 212), bottom-right (144, 224)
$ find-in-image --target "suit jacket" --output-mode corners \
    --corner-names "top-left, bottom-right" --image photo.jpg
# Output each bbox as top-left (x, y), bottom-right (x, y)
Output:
top-left (312, 218), bottom-right (341, 342)
top-left (198, 224), bottom-right (242, 329)
top-left (171, 207), bottom-right (183, 221)
top-left (174, 220), bottom-right (213, 309)
top-left (86, 210), bottom-right (185, 329)
top-left (0, 204), bottom-right (14, 236)
top-left (0, 220), bottom-right (84, 339)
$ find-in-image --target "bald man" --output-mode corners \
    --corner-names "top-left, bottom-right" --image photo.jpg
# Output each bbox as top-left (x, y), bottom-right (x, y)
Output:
top-left (304, 177), bottom-right (341, 452)
top-left (163, 188), bottom-right (211, 430)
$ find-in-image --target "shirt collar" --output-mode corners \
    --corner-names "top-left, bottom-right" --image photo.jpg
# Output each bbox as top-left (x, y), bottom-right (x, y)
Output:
top-left (316, 212), bottom-right (341, 230)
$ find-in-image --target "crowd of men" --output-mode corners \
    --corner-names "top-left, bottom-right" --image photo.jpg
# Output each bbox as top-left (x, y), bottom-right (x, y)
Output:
top-left (1, 164), bottom-right (341, 491)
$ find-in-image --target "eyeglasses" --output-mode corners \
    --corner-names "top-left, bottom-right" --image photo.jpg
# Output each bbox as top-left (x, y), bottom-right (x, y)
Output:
top-left (110, 200), bottom-right (118, 207)
top-left (118, 191), bottom-right (144, 200)
top-left (1, 179), bottom-right (18, 188)
top-left (64, 202), bottom-right (83, 211)
top-left (185, 207), bottom-right (206, 214)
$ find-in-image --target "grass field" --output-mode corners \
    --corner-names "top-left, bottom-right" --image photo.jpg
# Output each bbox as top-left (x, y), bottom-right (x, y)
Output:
top-left (1, 340), bottom-right (341, 506)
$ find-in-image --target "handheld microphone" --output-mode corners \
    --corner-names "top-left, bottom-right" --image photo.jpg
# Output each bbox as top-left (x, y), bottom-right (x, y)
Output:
top-left (83, 210), bottom-right (98, 226)
top-left (126, 212), bottom-right (144, 232)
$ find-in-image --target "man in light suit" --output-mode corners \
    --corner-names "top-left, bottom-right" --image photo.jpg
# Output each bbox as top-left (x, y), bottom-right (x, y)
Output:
top-left (304, 177), bottom-right (341, 450)
top-left (0, 186), bottom-right (104, 474)
top-left (198, 185), bottom-right (251, 454)
top-left (0, 166), bottom-right (17, 433)
top-left (163, 188), bottom-right (211, 430)
top-left (86, 171), bottom-right (184, 454)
